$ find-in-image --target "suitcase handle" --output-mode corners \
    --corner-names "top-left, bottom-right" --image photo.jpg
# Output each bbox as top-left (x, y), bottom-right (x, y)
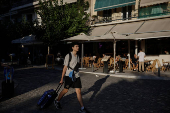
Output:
top-left (55, 82), bottom-right (64, 93)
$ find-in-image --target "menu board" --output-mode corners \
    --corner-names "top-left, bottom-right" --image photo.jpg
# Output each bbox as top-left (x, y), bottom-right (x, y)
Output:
top-left (101, 56), bottom-right (111, 62)
top-left (46, 54), bottom-right (54, 69)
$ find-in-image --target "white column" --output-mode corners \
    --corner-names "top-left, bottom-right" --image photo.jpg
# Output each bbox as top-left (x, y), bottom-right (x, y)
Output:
top-left (141, 40), bottom-right (145, 52)
top-left (135, 40), bottom-right (138, 55)
top-left (126, 6), bottom-right (128, 20)
top-left (128, 40), bottom-right (131, 69)
top-left (114, 41), bottom-right (116, 73)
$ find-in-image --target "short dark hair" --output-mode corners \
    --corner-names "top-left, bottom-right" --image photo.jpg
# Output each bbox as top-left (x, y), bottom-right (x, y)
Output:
top-left (71, 42), bottom-right (79, 47)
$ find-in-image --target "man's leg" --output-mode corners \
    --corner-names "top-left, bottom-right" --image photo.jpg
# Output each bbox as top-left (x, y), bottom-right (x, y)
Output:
top-left (139, 62), bottom-right (141, 72)
top-left (142, 62), bottom-right (144, 71)
top-left (136, 64), bottom-right (138, 70)
top-left (133, 63), bottom-right (135, 70)
top-left (54, 88), bottom-right (69, 109)
top-left (75, 88), bottom-right (84, 107)
top-left (57, 88), bottom-right (69, 101)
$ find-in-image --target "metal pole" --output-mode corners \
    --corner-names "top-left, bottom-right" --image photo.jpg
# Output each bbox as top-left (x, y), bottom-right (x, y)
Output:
top-left (111, 32), bottom-right (116, 74)
top-left (114, 41), bottom-right (116, 73)
top-left (158, 67), bottom-right (160, 77)
top-left (79, 43), bottom-right (86, 70)
top-left (81, 43), bottom-right (84, 68)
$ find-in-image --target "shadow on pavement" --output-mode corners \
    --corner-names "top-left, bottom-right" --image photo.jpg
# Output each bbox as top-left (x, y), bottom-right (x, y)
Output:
top-left (82, 75), bottom-right (110, 101)
top-left (0, 71), bottom-right (170, 113)
top-left (0, 67), bottom-right (62, 102)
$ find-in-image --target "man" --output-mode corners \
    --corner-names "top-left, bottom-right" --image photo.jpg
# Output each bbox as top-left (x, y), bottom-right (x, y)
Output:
top-left (131, 54), bottom-right (138, 71)
top-left (164, 51), bottom-right (169, 54)
top-left (54, 43), bottom-right (89, 113)
top-left (137, 49), bottom-right (146, 72)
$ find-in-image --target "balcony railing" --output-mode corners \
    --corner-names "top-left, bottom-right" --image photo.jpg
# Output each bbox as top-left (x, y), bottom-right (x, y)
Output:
top-left (91, 15), bottom-right (138, 25)
top-left (91, 11), bottom-right (170, 25)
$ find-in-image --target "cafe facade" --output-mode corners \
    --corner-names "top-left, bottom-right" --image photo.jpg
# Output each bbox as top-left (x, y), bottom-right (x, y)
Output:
top-left (86, 0), bottom-right (170, 65)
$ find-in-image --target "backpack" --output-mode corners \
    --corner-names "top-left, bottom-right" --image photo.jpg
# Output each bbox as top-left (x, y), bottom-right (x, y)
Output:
top-left (68, 53), bottom-right (79, 82)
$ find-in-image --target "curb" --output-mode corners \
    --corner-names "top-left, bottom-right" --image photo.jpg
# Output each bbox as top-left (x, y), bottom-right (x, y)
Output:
top-left (79, 71), bottom-right (170, 80)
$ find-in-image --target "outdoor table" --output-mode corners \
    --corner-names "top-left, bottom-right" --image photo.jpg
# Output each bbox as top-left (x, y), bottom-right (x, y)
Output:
top-left (103, 61), bottom-right (108, 73)
top-left (163, 61), bottom-right (170, 70)
top-left (89, 57), bottom-right (94, 72)
top-left (137, 60), bottom-right (153, 71)
top-left (118, 60), bottom-right (124, 73)
top-left (101, 56), bottom-right (111, 74)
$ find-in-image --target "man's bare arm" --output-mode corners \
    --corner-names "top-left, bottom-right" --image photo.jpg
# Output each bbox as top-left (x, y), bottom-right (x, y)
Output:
top-left (60, 65), bottom-right (67, 84)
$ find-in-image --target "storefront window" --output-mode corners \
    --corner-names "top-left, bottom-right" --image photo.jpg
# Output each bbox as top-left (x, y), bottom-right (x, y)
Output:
top-left (145, 38), bottom-right (170, 55)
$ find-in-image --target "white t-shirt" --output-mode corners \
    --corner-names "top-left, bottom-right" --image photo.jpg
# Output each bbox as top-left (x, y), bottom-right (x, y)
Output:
top-left (64, 52), bottom-right (80, 78)
top-left (138, 52), bottom-right (145, 62)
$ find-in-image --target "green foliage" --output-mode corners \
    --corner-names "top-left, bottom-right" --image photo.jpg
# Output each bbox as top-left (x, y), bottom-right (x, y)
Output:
top-left (35, 0), bottom-right (90, 46)
top-left (0, 17), bottom-right (36, 40)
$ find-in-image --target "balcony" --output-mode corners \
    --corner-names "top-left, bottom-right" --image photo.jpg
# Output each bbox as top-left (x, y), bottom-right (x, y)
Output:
top-left (91, 10), bottom-right (170, 25)
top-left (91, 13), bottom-right (138, 25)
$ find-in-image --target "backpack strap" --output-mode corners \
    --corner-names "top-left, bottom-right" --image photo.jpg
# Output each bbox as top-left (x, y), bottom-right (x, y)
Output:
top-left (67, 52), bottom-right (79, 70)
top-left (68, 52), bottom-right (72, 70)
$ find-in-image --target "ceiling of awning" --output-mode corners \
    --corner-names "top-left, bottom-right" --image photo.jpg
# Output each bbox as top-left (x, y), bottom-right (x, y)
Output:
top-left (89, 25), bottom-right (115, 36)
top-left (89, 17), bottom-right (170, 40)
top-left (110, 21), bottom-right (145, 34)
top-left (140, 0), bottom-right (170, 7)
top-left (127, 31), bottom-right (170, 40)
top-left (136, 18), bottom-right (170, 33)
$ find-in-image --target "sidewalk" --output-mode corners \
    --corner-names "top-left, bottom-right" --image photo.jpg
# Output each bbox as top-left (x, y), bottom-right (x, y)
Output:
top-left (0, 65), bottom-right (170, 113)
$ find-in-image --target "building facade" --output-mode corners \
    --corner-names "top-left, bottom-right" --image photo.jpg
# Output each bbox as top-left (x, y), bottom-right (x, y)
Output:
top-left (88, 0), bottom-right (170, 59)
top-left (0, 0), bottom-right (170, 63)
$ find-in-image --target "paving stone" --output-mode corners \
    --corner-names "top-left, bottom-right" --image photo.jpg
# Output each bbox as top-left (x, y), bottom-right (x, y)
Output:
top-left (0, 66), bottom-right (170, 113)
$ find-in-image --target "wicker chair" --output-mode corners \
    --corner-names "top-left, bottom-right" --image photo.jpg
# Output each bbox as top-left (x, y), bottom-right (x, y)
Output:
top-left (93, 58), bottom-right (102, 68)
top-left (156, 59), bottom-right (166, 72)
top-left (84, 57), bottom-right (90, 68)
top-left (146, 59), bottom-right (157, 72)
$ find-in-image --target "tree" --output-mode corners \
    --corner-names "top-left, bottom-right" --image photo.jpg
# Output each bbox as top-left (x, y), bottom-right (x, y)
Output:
top-left (35, 0), bottom-right (90, 54)
top-left (0, 17), bottom-right (37, 59)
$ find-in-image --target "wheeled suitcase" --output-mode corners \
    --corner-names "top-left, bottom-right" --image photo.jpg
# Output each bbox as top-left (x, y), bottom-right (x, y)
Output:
top-left (2, 80), bottom-right (14, 98)
top-left (2, 67), bottom-right (14, 98)
top-left (37, 83), bottom-right (63, 109)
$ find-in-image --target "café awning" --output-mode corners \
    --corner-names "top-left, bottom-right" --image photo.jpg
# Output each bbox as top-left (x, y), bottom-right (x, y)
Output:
top-left (140, 0), bottom-right (170, 7)
top-left (12, 35), bottom-right (36, 44)
top-left (127, 31), bottom-right (170, 40)
top-left (94, 0), bottom-right (136, 11)
top-left (126, 17), bottom-right (170, 39)
top-left (62, 33), bottom-right (91, 42)
top-left (136, 18), bottom-right (170, 33)
top-left (90, 25), bottom-right (115, 36)
top-left (106, 21), bottom-right (144, 35)
top-left (90, 17), bottom-right (170, 40)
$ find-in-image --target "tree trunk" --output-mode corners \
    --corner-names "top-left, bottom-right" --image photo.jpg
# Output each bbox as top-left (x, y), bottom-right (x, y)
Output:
top-left (48, 46), bottom-right (50, 54)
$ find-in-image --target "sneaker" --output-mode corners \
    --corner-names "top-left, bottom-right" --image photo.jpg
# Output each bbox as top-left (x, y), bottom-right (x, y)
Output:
top-left (79, 108), bottom-right (90, 113)
top-left (54, 100), bottom-right (62, 109)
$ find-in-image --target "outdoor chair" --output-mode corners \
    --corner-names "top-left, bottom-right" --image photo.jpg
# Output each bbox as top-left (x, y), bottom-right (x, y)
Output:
top-left (156, 59), bottom-right (166, 72)
top-left (93, 58), bottom-right (102, 68)
top-left (124, 59), bottom-right (133, 70)
top-left (109, 58), bottom-right (114, 68)
top-left (162, 59), bottom-right (169, 71)
top-left (100, 57), bottom-right (105, 67)
top-left (146, 59), bottom-right (157, 72)
top-left (84, 57), bottom-right (90, 68)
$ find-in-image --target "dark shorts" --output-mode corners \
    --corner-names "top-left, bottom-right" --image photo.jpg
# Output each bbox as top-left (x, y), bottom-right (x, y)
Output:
top-left (64, 76), bottom-right (82, 89)
top-left (133, 62), bottom-right (137, 66)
